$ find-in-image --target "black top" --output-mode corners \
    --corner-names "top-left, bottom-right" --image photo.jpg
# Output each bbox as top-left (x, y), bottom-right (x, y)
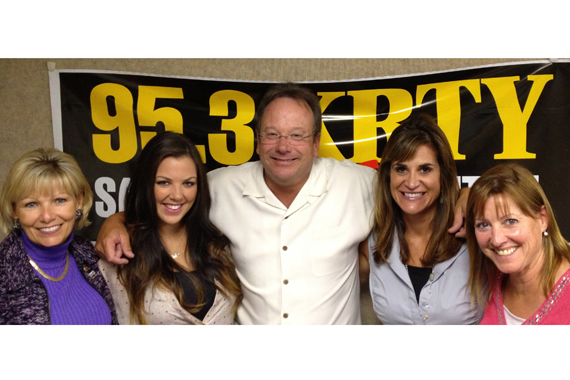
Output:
top-left (406, 265), bottom-right (432, 304)
top-left (175, 272), bottom-right (217, 321)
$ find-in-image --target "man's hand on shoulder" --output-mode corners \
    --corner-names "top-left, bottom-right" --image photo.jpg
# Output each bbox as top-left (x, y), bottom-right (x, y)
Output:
top-left (448, 187), bottom-right (470, 238)
top-left (94, 212), bottom-right (134, 265)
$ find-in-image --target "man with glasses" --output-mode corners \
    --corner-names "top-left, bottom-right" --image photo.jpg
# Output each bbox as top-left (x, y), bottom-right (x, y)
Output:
top-left (206, 83), bottom-right (375, 324)
top-left (96, 82), bottom-right (375, 324)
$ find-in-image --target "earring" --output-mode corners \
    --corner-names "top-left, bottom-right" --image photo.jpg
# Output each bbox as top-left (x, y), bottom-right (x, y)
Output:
top-left (543, 230), bottom-right (549, 237)
top-left (13, 218), bottom-right (21, 230)
top-left (439, 195), bottom-right (443, 204)
top-left (75, 209), bottom-right (83, 221)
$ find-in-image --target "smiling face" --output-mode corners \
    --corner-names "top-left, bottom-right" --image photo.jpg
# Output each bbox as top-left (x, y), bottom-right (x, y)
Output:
top-left (154, 156), bottom-right (198, 230)
top-left (256, 97), bottom-right (320, 194)
top-left (474, 195), bottom-right (547, 277)
top-left (14, 188), bottom-right (82, 247)
top-left (390, 144), bottom-right (441, 220)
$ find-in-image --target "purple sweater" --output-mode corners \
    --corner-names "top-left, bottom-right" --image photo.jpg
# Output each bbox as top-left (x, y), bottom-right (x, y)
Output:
top-left (22, 231), bottom-right (112, 325)
top-left (0, 230), bottom-right (118, 325)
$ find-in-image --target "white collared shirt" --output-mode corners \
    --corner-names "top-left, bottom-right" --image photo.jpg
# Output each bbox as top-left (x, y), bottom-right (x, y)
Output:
top-left (208, 157), bottom-right (375, 324)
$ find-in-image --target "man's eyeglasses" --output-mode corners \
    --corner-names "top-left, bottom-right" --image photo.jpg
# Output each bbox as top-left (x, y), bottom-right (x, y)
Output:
top-left (259, 132), bottom-right (313, 145)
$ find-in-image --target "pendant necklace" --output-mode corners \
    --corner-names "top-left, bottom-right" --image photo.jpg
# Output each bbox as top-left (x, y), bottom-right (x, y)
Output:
top-left (167, 234), bottom-right (187, 260)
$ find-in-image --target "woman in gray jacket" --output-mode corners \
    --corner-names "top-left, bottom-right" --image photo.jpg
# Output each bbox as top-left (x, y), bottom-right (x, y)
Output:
top-left (360, 114), bottom-right (483, 324)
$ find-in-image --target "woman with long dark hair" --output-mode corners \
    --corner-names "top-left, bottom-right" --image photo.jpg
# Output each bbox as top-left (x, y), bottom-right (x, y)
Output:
top-left (100, 132), bottom-right (241, 324)
top-left (360, 114), bottom-right (483, 324)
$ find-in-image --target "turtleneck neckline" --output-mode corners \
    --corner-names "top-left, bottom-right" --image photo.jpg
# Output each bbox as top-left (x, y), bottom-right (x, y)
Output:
top-left (21, 229), bottom-right (73, 268)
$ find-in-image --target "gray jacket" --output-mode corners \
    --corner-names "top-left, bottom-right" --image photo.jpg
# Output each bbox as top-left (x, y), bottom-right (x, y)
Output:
top-left (368, 233), bottom-right (484, 325)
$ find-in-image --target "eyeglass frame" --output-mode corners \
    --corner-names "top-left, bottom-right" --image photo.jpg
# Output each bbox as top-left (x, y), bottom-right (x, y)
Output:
top-left (258, 131), bottom-right (316, 145)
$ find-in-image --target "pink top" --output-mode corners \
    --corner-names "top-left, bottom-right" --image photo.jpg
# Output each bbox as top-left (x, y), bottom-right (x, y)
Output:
top-left (480, 268), bottom-right (570, 325)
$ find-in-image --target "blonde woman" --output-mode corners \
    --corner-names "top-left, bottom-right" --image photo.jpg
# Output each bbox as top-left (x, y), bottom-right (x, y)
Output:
top-left (466, 163), bottom-right (570, 324)
top-left (0, 148), bottom-right (117, 324)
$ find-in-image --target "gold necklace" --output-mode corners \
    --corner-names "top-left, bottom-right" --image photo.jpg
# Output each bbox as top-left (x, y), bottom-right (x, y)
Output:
top-left (28, 253), bottom-right (69, 282)
top-left (165, 234), bottom-right (187, 260)
top-left (170, 245), bottom-right (187, 259)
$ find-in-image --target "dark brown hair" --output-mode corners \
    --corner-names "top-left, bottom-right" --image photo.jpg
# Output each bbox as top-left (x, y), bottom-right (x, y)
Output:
top-left (118, 132), bottom-right (241, 324)
top-left (254, 82), bottom-right (322, 136)
top-left (372, 113), bottom-right (462, 267)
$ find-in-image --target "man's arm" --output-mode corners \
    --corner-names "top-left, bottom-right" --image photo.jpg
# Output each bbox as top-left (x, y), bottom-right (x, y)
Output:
top-left (93, 212), bottom-right (134, 265)
top-left (448, 187), bottom-right (470, 238)
top-left (358, 239), bottom-right (370, 287)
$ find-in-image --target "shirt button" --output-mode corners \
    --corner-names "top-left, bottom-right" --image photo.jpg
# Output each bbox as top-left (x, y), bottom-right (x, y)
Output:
top-left (282, 246), bottom-right (288, 251)
top-left (283, 279), bottom-right (288, 285)
top-left (283, 313), bottom-right (289, 319)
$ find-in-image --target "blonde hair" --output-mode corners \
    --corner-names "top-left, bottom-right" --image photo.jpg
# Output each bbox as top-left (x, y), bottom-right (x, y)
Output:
top-left (0, 148), bottom-right (93, 234)
top-left (466, 163), bottom-right (570, 305)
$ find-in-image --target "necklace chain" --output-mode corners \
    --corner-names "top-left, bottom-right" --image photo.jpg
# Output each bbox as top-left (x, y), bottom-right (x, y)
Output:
top-left (28, 253), bottom-right (70, 282)
top-left (169, 244), bottom-right (186, 260)
top-left (167, 236), bottom-right (187, 260)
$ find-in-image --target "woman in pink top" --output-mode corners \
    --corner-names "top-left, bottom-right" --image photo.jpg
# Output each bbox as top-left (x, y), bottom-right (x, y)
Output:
top-left (466, 163), bottom-right (570, 324)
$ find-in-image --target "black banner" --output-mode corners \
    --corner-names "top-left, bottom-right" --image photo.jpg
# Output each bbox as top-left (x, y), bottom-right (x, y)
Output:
top-left (49, 61), bottom-right (570, 241)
